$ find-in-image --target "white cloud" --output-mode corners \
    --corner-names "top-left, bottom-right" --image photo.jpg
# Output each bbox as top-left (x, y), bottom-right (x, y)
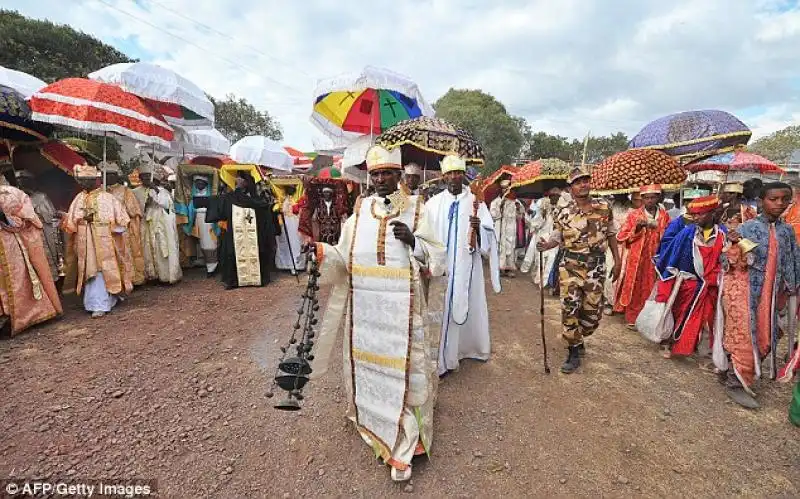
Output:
top-left (6, 0), bottom-right (800, 150)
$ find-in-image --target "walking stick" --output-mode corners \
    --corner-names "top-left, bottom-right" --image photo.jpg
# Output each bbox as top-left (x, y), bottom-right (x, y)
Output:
top-left (279, 212), bottom-right (300, 283)
top-left (539, 251), bottom-right (551, 374)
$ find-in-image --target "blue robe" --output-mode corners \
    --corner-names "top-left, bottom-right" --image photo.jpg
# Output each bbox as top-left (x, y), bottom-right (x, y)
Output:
top-left (738, 216), bottom-right (800, 353)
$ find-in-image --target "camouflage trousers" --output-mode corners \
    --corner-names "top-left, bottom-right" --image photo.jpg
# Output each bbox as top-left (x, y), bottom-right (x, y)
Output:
top-left (559, 252), bottom-right (606, 346)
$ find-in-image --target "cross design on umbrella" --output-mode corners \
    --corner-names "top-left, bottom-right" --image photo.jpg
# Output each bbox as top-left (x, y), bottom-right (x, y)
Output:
top-left (244, 212), bottom-right (254, 224)
top-left (383, 98), bottom-right (398, 118)
top-left (339, 91), bottom-right (357, 105)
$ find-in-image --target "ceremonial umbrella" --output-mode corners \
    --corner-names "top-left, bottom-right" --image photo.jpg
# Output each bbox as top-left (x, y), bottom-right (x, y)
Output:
top-left (311, 66), bottom-right (433, 142)
top-left (509, 158), bottom-right (570, 199)
top-left (10, 140), bottom-right (85, 210)
top-left (89, 62), bottom-right (214, 129)
top-left (0, 65), bottom-right (47, 99)
top-left (29, 78), bottom-right (174, 147)
top-left (229, 135), bottom-right (293, 172)
top-left (0, 85), bottom-right (52, 142)
top-left (629, 110), bottom-right (751, 160)
top-left (376, 116), bottom-right (485, 168)
top-left (315, 166), bottom-right (341, 179)
top-left (152, 127), bottom-right (231, 156)
top-left (684, 150), bottom-right (784, 175)
top-left (591, 149), bottom-right (686, 195)
top-left (482, 165), bottom-right (518, 204)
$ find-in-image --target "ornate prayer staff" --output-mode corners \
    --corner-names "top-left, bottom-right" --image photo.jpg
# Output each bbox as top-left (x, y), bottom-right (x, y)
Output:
top-left (467, 177), bottom-right (485, 253)
top-left (265, 252), bottom-right (320, 411)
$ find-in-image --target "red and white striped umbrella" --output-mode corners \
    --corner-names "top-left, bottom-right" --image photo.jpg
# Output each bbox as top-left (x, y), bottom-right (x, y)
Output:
top-left (29, 78), bottom-right (174, 147)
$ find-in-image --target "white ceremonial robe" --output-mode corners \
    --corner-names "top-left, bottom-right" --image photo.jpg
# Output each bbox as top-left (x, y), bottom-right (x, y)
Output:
top-left (143, 186), bottom-right (182, 284)
top-left (313, 192), bottom-right (446, 472)
top-left (426, 190), bottom-right (500, 376)
top-left (490, 197), bottom-right (521, 271)
top-left (275, 198), bottom-right (305, 272)
top-left (521, 197), bottom-right (560, 285)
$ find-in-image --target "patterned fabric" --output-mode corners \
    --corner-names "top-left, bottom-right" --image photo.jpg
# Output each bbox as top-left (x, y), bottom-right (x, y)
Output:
top-left (0, 84), bottom-right (51, 142)
top-left (722, 244), bottom-right (760, 392)
top-left (552, 197), bottom-right (615, 255)
top-left (28, 191), bottom-right (60, 282)
top-left (719, 203), bottom-right (757, 231)
top-left (629, 110), bottom-right (751, 158)
top-left (376, 116), bottom-right (485, 165)
top-left (614, 207), bottom-right (671, 324)
top-left (108, 184), bottom-right (145, 286)
top-left (739, 217), bottom-right (800, 362)
top-left (559, 253), bottom-right (605, 346)
top-left (591, 149), bottom-right (685, 193)
top-left (489, 197), bottom-right (522, 270)
top-left (0, 186), bottom-right (62, 335)
top-left (685, 150), bottom-right (783, 175)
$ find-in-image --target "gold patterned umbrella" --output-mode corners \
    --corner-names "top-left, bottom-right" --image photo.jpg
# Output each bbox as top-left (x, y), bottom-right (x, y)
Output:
top-left (375, 116), bottom-right (485, 167)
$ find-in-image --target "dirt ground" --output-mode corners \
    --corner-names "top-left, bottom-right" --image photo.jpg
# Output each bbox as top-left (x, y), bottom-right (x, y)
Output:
top-left (1, 268), bottom-right (798, 498)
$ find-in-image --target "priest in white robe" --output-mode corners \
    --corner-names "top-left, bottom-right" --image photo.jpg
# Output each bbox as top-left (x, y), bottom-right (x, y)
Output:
top-left (520, 187), bottom-right (563, 286)
top-left (311, 145), bottom-right (446, 482)
top-left (425, 155), bottom-right (500, 377)
top-left (141, 164), bottom-right (182, 284)
top-left (490, 180), bottom-right (523, 276)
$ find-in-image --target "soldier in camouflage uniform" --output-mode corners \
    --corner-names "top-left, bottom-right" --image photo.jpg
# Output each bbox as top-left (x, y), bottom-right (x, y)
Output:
top-left (538, 167), bottom-right (622, 373)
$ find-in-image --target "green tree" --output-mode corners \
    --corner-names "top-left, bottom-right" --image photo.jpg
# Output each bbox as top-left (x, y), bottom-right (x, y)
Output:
top-left (211, 94), bottom-right (283, 143)
top-left (434, 89), bottom-right (523, 173)
top-left (0, 9), bottom-right (133, 82)
top-left (519, 127), bottom-right (629, 165)
top-left (749, 125), bottom-right (800, 164)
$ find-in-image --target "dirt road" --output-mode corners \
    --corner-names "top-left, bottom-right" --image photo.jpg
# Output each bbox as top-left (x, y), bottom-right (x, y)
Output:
top-left (1, 270), bottom-right (797, 497)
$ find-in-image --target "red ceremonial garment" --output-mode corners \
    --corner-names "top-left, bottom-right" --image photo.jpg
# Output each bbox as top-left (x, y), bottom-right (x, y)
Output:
top-left (614, 206), bottom-right (670, 324)
top-left (721, 245), bottom-right (760, 390)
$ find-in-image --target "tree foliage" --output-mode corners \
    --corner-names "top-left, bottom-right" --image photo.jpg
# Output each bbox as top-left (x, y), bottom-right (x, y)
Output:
top-left (210, 94), bottom-right (283, 143)
top-left (434, 89), bottom-right (523, 173)
top-left (748, 125), bottom-right (800, 164)
top-left (0, 9), bottom-right (133, 82)
top-left (519, 128), bottom-right (629, 165)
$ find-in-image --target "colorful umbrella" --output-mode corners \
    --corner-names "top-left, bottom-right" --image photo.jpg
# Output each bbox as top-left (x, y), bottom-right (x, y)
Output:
top-left (0, 65), bottom-right (46, 99)
top-left (685, 150), bottom-right (784, 174)
top-left (89, 62), bottom-right (214, 129)
top-left (311, 66), bottom-right (433, 142)
top-left (376, 116), bottom-right (485, 167)
top-left (629, 110), bottom-right (751, 159)
top-left (316, 166), bottom-right (341, 179)
top-left (591, 149), bottom-right (686, 195)
top-left (0, 85), bottom-right (52, 142)
top-left (229, 135), bottom-right (293, 171)
top-left (29, 78), bottom-right (174, 147)
top-left (509, 159), bottom-right (570, 199)
top-left (482, 165), bottom-right (518, 203)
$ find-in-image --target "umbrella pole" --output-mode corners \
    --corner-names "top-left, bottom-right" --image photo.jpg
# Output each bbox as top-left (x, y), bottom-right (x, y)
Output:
top-left (102, 132), bottom-right (107, 189)
top-left (539, 251), bottom-right (550, 374)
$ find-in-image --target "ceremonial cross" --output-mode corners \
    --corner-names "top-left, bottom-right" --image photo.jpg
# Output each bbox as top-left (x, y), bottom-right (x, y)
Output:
top-left (383, 99), bottom-right (398, 118)
top-left (244, 212), bottom-right (254, 224)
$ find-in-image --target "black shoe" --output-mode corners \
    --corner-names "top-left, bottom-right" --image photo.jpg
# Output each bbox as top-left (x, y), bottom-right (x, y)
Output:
top-left (577, 342), bottom-right (586, 357)
top-left (560, 346), bottom-right (581, 374)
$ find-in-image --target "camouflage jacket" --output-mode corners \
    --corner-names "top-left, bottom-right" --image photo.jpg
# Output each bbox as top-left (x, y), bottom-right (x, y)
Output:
top-left (552, 197), bottom-right (615, 255)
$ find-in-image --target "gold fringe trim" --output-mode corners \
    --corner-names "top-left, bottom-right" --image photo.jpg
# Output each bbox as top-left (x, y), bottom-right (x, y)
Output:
top-left (351, 264), bottom-right (410, 280)
top-left (629, 130), bottom-right (751, 151)
top-left (381, 140), bottom-right (485, 165)
top-left (351, 348), bottom-right (407, 370)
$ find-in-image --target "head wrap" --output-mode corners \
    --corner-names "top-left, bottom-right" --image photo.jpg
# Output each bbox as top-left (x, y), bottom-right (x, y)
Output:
top-left (404, 163), bottom-right (422, 176)
top-left (322, 187), bottom-right (333, 193)
top-left (366, 145), bottom-right (402, 172)
top-left (639, 184), bottom-right (662, 195)
top-left (686, 195), bottom-right (720, 215)
top-left (441, 155), bottom-right (467, 174)
top-left (567, 167), bottom-right (591, 184)
top-left (722, 182), bottom-right (744, 194)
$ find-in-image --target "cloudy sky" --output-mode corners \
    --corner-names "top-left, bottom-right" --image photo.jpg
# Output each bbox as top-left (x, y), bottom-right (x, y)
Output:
top-left (8, 0), bottom-right (800, 150)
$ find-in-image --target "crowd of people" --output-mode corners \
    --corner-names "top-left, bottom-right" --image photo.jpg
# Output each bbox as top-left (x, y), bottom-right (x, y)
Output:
top-left (2, 149), bottom-right (799, 483)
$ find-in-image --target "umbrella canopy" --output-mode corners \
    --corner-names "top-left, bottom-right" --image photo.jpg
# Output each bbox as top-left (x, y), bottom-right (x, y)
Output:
top-left (188, 155), bottom-right (234, 168)
top-left (316, 166), bottom-right (341, 179)
top-left (158, 127), bottom-right (231, 156)
top-left (591, 149), bottom-right (686, 194)
top-left (482, 165), bottom-right (518, 203)
top-left (0, 65), bottom-right (46, 99)
top-left (629, 110), bottom-right (751, 159)
top-left (311, 66), bottom-right (433, 142)
top-left (29, 78), bottom-right (174, 147)
top-left (509, 159), bottom-right (570, 199)
top-left (11, 140), bottom-right (84, 210)
top-left (229, 135), bottom-right (293, 171)
top-left (89, 62), bottom-right (214, 129)
top-left (376, 116), bottom-right (485, 167)
top-left (685, 150), bottom-right (784, 174)
top-left (0, 85), bottom-right (52, 142)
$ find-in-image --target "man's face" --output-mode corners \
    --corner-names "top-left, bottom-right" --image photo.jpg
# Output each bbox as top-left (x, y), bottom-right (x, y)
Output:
top-left (695, 211), bottom-right (715, 228)
top-left (762, 188), bottom-right (792, 219)
top-left (631, 193), bottom-right (643, 209)
top-left (141, 173), bottom-right (153, 187)
top-left (235, 176), bottom-right (247, 190)
top-left (194, 179), bottom-right (209, 192)
top-left (370, 169), bottom-right (401, 197)
top-left (569, 176), bottom-right (591, 198)
top-left (405, 173), bottom-right (421, 191)
top-left (77, 177), bottom-right (98, 190)
top-left (642, 193), bottom-right (660, 210)
top-left (720, 192), bottom-right (737, 205)
top-left (547, 188), bottom-right (562, 204)
top-left (443, 170), bottom-right (464, 194)
top-left (321, 189), bottom-right (333, 201)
